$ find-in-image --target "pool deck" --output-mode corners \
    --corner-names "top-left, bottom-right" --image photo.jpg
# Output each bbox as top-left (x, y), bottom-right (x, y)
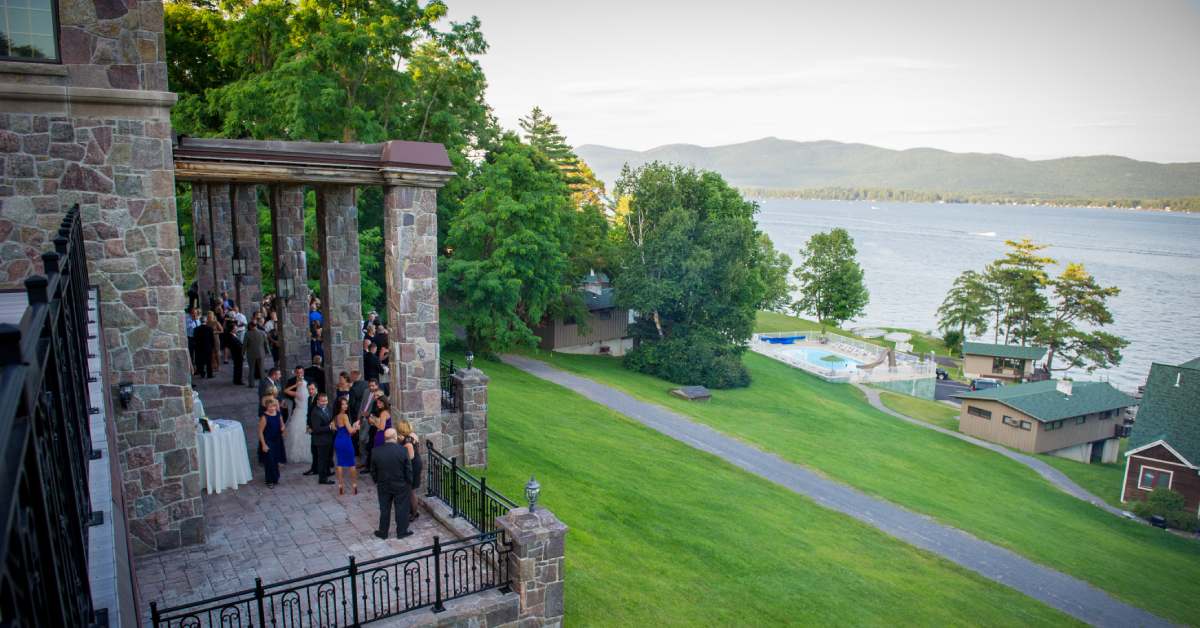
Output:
top-left (751, 332), bottom-right (934, 384)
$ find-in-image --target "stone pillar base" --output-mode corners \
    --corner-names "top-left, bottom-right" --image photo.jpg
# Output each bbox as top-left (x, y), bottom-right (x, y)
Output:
top-left (497, 507), bottom-right (567, 626)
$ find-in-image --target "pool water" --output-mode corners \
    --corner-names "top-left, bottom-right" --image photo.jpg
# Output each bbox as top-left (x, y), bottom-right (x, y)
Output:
top-left (782, 347), bottom-right (863, 371)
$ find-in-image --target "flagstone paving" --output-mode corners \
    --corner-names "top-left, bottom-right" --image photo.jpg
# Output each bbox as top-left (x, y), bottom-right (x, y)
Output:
top-left (136, 375), bottom-right (450, 619)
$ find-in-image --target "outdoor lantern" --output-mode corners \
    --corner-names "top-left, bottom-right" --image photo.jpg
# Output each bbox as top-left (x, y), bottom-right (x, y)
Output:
top-left (118, 381), bottom-right (134, 409)
top-left (277, 263), bottom-right (294, 302)
top-left (196, 235), bottom-right (212, 264)
top-left (465, 351), bottom-right (474, 370)
top-left (231, 247), bottom-right (247, 277)
top-left (524, 474), bottom-right (541, 512)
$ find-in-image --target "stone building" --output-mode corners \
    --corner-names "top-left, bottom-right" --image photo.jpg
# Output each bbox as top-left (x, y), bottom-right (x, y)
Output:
top-left (2, 1), bottom-right (566, 625)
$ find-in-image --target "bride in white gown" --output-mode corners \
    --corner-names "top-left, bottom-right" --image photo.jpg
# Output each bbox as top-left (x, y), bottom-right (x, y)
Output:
top-left (285, 378), bottom-right (312, 465)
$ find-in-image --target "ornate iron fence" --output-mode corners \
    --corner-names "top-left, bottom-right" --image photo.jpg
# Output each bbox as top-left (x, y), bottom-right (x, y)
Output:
top-left (149, 532), bottom-right (510, 628)
top-left (440, 360), bottom-right (458, 411)
top-left (0, 205), bottom-right (101, 626)
top-left (426, 442), bottom-right (518, 533)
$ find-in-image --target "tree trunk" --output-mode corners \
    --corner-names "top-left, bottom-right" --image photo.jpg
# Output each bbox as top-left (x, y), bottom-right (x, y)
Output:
top-left (652, 310), bottom-right (664, 338)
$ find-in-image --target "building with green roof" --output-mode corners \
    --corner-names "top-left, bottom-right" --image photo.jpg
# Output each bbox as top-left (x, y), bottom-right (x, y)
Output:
top-left (954, 379), bottom-right (1136, 464)
top-left (961, 342), bottom-right (1048, 384)
top-left (1120, 358), bottom-right (1200, 514)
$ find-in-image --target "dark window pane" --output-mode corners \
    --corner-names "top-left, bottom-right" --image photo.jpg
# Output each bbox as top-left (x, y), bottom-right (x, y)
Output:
top-left (2, 0), bottom-right (58, 61)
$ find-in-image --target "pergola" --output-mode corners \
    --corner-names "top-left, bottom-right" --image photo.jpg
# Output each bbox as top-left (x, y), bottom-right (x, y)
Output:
top-left (173, 137), bottom-right (452, 433)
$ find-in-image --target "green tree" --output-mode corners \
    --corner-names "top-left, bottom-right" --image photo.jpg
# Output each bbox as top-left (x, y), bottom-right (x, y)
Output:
top-left (440, 136), bottom-right (576, 353)
top-left (755, 234), bottom-right (793, 312)
top-left (1036, 263), bottom-right (1127, 372)
top-left (991, 238), bottom-right (1054, 345)
top-left (936, 270), bottom-right (989, 351)
top-left (791, 228), bottom-right (869, 328)
top-left (518, 106), bottom-right (605, 208)
top-left (613, 163), bottom-right (776, 388)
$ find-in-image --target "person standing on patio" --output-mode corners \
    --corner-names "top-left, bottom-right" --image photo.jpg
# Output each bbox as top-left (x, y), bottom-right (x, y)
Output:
top-left (258, 397), bottom-right (285, 488)
top-left (284, 367), bottom-right (311, 466)
top-left (371, 428), bottom-right (413, 540)
top-left (332, 397), bottom-right (360, 495)
top-left (308, 392), bottom-right (335, 485)
top-left (244, 321), bottom-right (269, 388)
top-left (186, 308), bottom-right (201, 373)
top-left (193, 312), bottom-right (216, 379)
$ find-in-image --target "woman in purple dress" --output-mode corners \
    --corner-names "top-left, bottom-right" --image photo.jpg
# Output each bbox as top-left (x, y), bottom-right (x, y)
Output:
top-left (371, 396), bottom-right (392, 450)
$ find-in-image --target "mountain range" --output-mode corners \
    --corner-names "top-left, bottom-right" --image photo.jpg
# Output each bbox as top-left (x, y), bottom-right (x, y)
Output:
top-left (575, 138), bottom-right (1200, 200)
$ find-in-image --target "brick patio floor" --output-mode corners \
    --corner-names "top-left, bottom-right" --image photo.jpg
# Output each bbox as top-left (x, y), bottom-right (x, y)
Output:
top-left (136, 372), bottom-right (453, 618)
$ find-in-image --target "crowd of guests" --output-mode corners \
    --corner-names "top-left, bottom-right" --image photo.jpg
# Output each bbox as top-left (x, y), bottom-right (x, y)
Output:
top-left (186, 285), bottom-right (419, 539)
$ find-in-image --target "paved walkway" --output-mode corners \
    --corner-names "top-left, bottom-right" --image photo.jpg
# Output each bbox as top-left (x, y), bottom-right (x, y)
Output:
top-left (136, 375), bottom-right (449, 621)
top-left (853, 383), bottom-right (1127, 517)
top-left (501, 355), bottom-right (1173, 628)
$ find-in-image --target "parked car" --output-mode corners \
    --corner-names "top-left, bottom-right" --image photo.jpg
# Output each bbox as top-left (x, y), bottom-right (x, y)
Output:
top-left (936, 368), bottom-right (949, 380)
top-left (971, 377), bottom-right (1003, 391)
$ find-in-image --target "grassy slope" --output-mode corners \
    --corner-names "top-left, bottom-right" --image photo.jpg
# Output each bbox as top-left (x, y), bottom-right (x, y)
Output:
top-left (1039, 455), bottom-right (1128, 509)
top-left (475, 357), bottom-right (1074, 626)
top-left (526, 350), bottom-right (1200, 625)
top-left (878, 390), bottom-right (960, 431)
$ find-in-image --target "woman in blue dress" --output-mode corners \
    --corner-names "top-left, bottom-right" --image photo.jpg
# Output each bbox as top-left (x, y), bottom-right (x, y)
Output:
top-left (332, 397), bottom-right (360, 495)
top-left (257, 396), bottom-right (285, 488)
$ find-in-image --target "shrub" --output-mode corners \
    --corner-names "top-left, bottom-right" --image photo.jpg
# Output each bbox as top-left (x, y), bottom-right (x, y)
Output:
top-left (624, 336), bottom-right (751, 389)
top-left (1131, 488), bottom-right (1197, 531)
top-left (942, 330), bottom-right (964, 355)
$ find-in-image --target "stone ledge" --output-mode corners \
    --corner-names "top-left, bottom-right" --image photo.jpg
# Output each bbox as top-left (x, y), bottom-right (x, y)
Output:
top-left (0, 60), bottom-right (70, 76)
top-left (419, 493), bottom-right (486, 541)
top-left (0, 82), bottom-right (177, 106)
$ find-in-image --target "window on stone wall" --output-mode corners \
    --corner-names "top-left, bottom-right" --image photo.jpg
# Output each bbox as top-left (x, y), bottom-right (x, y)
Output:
top-left (1, 0), bottom-right (57, 61)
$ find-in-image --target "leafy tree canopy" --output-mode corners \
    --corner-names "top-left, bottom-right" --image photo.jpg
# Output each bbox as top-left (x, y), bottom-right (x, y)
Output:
top-left (791, 228), bottom-right (869, 328)
top-left (613, 163), bottom-right (780, 387)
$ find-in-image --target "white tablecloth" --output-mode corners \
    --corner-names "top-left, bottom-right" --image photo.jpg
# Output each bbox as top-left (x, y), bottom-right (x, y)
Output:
top-left (197, 418), bottom-right (253, 494)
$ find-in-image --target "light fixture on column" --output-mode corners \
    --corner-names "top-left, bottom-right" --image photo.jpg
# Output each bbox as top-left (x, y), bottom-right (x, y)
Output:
top-left (525, 474), bottom-right (541, 512)
top-left (196, 235), bottom-right (211, 264)
top-left (277, 263), bottom-right (294, 303)
top-left (231, 247), bottom-right (247, 278)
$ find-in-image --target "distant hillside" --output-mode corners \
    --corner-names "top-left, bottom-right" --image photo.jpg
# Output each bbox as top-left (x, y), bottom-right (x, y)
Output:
top-left (576, 138), bottom-right (1200, 200)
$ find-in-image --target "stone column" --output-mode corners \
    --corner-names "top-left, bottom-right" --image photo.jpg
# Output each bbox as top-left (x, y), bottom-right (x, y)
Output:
top-left (497, 507), bottom-right (567, 626)
top-left (316, 185), bottom-right (362, 393)
top-left (232, 184), bottom-right (263, 317)
top-left (270, 184), bottom-right (310, 373)
top-left (454, 368), bottom-right (489, 467)
top-left (190, 181), bottom-right (214, 311)
top-left (207, 182), bottom-right (234, 305)
top-left (383, 186), bottom-right (441, 442)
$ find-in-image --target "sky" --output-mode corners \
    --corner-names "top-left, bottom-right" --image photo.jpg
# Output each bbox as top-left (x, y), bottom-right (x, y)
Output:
top-left (446, 0), bottom-right (1200, 163)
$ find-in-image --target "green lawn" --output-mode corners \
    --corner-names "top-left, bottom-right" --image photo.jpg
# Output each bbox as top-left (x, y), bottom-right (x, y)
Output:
top-left (523, 350), bottom-right (1200, 625)
top-left (1039, 450), bottom-right (1129, 509)
top-left (878, 390), bottom-right (960, 431)
top-left (474, 357), bottom-right (1075, 626)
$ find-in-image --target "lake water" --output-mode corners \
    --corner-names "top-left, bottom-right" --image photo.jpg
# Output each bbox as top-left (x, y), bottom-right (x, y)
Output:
top-left (755, 199), bottom-right (1200, 391)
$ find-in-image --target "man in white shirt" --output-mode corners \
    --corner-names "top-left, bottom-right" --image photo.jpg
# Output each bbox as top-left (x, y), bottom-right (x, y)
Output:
top-left (185, 308), bottom-right (202, 374)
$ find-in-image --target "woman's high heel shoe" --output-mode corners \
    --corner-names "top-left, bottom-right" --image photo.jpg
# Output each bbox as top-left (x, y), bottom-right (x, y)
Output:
top-left (352, 484), bottom-right (358, 495)
top-left (338, 485), bottom-right (344, 496)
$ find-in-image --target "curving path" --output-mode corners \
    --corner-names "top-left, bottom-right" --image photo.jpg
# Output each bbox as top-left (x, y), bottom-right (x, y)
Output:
top-left (853, 383), bottom-right (1128, 517)
top-left (501, 355), bottom-right (1173, 628)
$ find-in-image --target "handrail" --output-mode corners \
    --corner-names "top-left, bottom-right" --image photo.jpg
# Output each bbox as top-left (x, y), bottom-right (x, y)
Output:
top-left (425, 442), bottom-right (518, 532)
top-left (149, 531), bottom-right (511, 627)
top-left (0, 204), bottom-right (99, 626)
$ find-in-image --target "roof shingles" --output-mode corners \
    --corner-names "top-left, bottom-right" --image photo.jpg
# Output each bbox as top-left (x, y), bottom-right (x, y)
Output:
top-left (955, 380), bottom-right (1136, 423)
top-left (1128, 359), bottom-right (1200, 466)
top-left (962, 342), bottom-right (1047, 361)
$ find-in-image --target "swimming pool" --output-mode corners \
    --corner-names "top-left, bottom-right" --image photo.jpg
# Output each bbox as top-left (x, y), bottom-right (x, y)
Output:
top-left (781, 347), bottom-right (864, 371)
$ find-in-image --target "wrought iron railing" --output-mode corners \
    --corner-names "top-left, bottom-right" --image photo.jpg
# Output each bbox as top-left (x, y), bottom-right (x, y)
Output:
top-left (149, 532), bottom-right (510, 628)
top-left (0, 204), bottom-right (101, 626)
top-left (426, 442), bottom-right (518, 533)
top-left (440, 360), bottom-right (458, 411)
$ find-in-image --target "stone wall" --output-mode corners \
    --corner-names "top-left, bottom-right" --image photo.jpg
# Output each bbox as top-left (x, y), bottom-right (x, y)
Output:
top-left (1, 0), bottom-right (201, 554)
top-left (270, 183), bottom-right (310, 373)
top-left (232, 184), bottom-right (262, 316)
top-left (496, 507), bottom-right (567, 627)
top-left (189, 181), bottom-right (214, 309)
top-left (384, 186), bottom-right (442, 444)
top-left (0, 108), bottom-right (204, 554)
top-left (317, 185), bottom-right (362, 392)
top-left (454, 368), bottom-right (489, 467)
top-left (207, 182), bottom-right (234, 304)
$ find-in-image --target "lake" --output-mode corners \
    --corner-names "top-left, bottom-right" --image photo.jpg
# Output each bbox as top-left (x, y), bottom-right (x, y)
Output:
top-left (755, 199), bottom-right (1200, 391)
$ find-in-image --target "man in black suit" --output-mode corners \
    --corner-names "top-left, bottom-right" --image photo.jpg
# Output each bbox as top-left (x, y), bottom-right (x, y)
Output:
top-left (307, 393), bottom-right (336, 485)
top-left (305, 355), bottom-right (326, 395)
top-left (362, 342), bottom-right (382, 383)
top-left (371, 428), bottom-right (413, 540)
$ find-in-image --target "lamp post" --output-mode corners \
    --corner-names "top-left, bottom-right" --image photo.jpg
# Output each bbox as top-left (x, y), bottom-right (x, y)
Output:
top-left (465, 351), bottom-right (474, 371)
top-left (524, 475), bottom-right (541, 512)
top-left (277, 262), bottom-right (294, 305)
top-left (231, 246), bottom-right (246, 312)
top-left (196, 235), bottom-right (214, 312)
